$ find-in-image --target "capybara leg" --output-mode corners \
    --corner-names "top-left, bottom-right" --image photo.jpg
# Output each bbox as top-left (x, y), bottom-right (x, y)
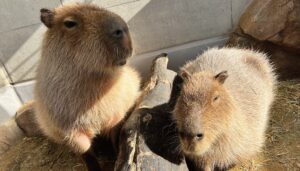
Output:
top-left (72, 132), bottom-right (92, 153)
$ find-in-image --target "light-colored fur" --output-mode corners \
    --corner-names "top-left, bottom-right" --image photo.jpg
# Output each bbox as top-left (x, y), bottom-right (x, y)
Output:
top-left (34, 3), bottom-right (140, 153)
top-left (173, 48), bottom-right (276, 170)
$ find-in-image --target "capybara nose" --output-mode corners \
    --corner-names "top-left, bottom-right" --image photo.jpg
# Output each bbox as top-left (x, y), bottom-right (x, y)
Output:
top-left (195, 133), bottom-right (204, 140)
top-left (112, 28), bottom-right (124, 38)
top-left (180, 131), bottom-right (204, 141)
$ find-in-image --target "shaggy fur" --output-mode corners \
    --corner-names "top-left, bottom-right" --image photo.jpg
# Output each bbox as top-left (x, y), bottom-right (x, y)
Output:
top-left (35, 3), bottom-right (140, 153)
top-left (173, 48), bottom-right (276, 170)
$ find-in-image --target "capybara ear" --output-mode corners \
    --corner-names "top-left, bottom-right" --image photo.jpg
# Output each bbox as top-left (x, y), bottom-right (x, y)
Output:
top-left (179, 68), bottom-right (192, 81)
top-left (214, 71), bottom-right (228, 84)
top-left (40, 8), bottom-right (54, 28)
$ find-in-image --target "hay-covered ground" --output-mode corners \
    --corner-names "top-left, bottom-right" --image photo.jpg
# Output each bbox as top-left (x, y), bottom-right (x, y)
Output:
top-left (0, 137), bottom-right (85, 171)
top-left (0, 80), bottom-right (299, 171)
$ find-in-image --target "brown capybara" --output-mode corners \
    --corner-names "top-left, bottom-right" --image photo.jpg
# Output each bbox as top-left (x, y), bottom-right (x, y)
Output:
top-left (173, 48), bottom-right (276, 171)
top-left (34, 3), bottom-right (140, 154)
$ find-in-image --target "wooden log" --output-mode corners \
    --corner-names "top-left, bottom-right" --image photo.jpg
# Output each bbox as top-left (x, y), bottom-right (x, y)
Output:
top-left (115, 54), bottom-right (188, 171)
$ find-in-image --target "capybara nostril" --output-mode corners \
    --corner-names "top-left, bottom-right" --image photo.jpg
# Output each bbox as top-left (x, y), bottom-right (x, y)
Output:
top-left (180, 131), bottom-right (203, 141)
top-left (195, 133), bottom-right (204, 140)
top-left (112, 28), bottom-right (124, 38)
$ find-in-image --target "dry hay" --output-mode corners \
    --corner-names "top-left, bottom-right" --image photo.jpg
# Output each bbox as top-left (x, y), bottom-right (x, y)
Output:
top-left (0, 137), bottom-right (85, 171)
top-left (0, 80), bottom-right (299, 171)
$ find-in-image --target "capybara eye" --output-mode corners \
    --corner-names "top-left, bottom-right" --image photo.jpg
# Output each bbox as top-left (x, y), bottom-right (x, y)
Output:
top-left (213, 95), bottom-right (219, 101)
top-left (64, 20), bottom-right (77, 28)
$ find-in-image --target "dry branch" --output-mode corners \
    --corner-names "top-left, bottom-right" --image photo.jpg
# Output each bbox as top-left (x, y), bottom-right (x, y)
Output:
top-left (115, 54), bottom-right (188, 171)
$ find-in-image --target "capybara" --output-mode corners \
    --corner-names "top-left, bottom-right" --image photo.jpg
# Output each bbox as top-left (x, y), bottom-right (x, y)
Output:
top-left (35, 3), bottom-right (140, 155)
top-left (173, 48), bottom-right (276, 171)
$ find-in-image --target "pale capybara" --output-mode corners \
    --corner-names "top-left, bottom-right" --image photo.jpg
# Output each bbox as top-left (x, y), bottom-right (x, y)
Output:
top-left (173, 48), bottom-right (276, 171)
top-left (34, 3), bottom-right (140, 154)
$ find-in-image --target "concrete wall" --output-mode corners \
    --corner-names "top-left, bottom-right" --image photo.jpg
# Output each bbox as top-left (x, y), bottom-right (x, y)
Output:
top-left (0, 0), bottom-right (251, 122)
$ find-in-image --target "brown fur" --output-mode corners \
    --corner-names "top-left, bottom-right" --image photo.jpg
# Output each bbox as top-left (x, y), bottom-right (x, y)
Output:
top-left (173, 48), bottom-right (276, 170)
top-left (34, 3), bottom-right (140, 153)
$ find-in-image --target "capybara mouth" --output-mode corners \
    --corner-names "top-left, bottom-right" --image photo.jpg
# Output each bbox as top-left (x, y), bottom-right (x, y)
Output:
top-left (112, 48), bottom-right (131, 66)
top-left (182, 147), bottom-right (196, 155)
top-left (124, 47), bottom-right (132, 57)
top-left (117, 46), bottom-right (132, 58)
top-left (182, 146), bottom-right (202, 156)
top-left (180, 138), bottom-right (204, 155)
top-left (181, 141), bottom-right (209, 156)
top-left (115, 59), bottom-right (127, 66)
top-left (180, 141), bottom-right (195, 153)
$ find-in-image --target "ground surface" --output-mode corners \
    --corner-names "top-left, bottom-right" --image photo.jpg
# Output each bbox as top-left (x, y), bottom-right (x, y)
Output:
top-left (0, 80), bottom-right (299, 171)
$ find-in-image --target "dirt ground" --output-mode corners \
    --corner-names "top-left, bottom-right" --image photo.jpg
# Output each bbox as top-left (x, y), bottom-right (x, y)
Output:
top-left (0, 80), bottom-right (299, 171)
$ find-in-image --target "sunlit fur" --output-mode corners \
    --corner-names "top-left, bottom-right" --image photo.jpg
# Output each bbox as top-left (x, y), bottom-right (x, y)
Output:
top-left (173, 48), bottom-right (276, 170)
top-left (34, 3), bottom-right (140, 153)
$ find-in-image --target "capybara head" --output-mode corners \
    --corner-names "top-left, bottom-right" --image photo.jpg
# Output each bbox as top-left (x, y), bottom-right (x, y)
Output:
top-left (173, 69), bottom-right (234, 156)
top-left (40, 3), bottom-right (132, 73)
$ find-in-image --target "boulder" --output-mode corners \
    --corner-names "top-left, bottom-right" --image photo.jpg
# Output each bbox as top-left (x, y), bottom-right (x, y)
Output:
top-left (227, 0), bottom-right (300, 80)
